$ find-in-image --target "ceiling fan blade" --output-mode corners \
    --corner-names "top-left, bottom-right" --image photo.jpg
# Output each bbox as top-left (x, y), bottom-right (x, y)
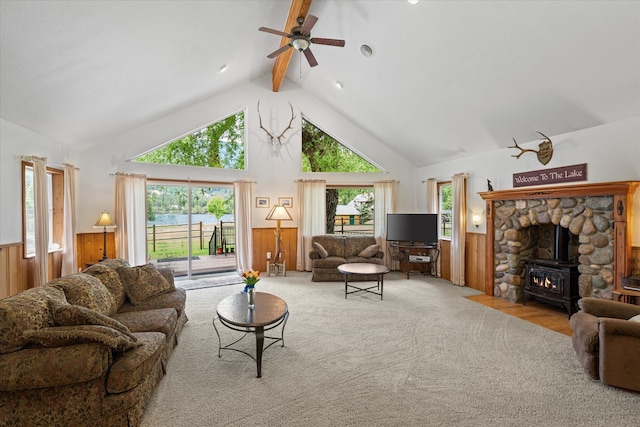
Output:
top-left (303, 48), bottom-right (318, 67)
top-left (267, 44), bottom-right (293, 59)
top-left (311, 38), bottom-right (346, 47)
top-left (259, 27), bottom-right (291, 38)
top-left (300, 14), bottom-right (318, 34)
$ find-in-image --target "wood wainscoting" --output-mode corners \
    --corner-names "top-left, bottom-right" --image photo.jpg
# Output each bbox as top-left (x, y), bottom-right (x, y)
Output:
top-left (0, 243), bottom-right (62, 299)
top-left (76, 232), bottom-right (116, 269)
top-left (438, 234), bottom-right (486, 293)
top-left (251, 227), bottom-right (298, 273)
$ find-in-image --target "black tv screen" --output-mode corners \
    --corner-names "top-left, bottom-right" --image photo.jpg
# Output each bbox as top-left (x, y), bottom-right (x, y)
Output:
top-left (386, 213), bottom-right (438, 244)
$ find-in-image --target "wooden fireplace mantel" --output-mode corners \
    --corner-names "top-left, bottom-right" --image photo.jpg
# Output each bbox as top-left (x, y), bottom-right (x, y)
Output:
top-left (479, 181), bottom-right (639, 297)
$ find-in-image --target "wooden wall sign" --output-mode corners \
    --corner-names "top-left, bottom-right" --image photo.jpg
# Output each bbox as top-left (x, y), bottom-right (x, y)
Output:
top-left (513, 163), bottom-right (587, 188)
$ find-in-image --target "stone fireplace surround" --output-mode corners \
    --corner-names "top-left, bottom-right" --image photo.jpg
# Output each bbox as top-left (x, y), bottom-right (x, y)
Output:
top-left (480, 181), bottom-right (638, 304)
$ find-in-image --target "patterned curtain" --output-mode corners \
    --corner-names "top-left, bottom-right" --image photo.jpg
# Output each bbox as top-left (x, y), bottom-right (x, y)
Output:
top-left (451, 173), bottom-right (467, 286)
top-left (233, 180), bottom-right (253, 273)
top-left (115, 173), bottom-right (147, 266)
top-left (61, 163), bottom-right (78, 275)
top-left (374, 180), bottom-right (397, 269)
top-left (296, 180), bottom-right (326, 271)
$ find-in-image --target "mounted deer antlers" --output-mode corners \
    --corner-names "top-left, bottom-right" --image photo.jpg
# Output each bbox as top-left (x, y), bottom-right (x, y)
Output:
top-left (509, 131), bottom-right (554, 165)
top-left (257, 100), bottom-right (296, 152)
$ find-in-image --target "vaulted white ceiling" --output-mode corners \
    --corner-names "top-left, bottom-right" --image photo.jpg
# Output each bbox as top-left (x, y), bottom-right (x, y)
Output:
top-left (1, 0), bottom-right (638, 167)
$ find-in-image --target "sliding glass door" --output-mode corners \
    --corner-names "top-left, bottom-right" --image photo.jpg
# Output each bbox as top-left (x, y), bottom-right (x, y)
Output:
top-left (146, 182), bottom-right (235, 278)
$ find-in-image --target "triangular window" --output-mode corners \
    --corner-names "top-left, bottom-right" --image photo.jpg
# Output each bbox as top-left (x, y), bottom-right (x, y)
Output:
top-left (133, 110), bottom-right (245, 169)
top-left (302, 117), bottom-right (381, 172)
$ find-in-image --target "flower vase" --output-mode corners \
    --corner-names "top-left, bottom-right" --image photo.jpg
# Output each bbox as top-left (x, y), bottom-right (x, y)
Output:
top-left (248, 288), bottom-right (255, 309)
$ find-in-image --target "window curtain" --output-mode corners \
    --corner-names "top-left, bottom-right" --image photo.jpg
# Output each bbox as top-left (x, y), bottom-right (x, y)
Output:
top-left (32, 156), bottom-right (49, 286)
top-left (61, 163), bottom-right (77, 275)
top-left (426, 178), bottom-right (438, 214)
top-left (296, 180), bottom-right (326, 271)
top-left (374, 180), bottom-right (397, 269)
top-left (451, 173), bottom-right (467, 286)
top-left (233, 180), bottom-right (253, 273)
top-left (115, 173), bottom-right (147, 266)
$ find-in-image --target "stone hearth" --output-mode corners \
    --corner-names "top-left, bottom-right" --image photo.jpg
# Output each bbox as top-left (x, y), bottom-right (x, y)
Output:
top-left (493, 196), bottom-right (614, 303)
top-left (480, 181), bottom-right (638, 304)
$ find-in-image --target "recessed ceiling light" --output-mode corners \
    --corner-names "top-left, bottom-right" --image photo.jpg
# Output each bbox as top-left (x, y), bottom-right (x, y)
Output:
top-left (335, 81), bottom-right (343, 89)
top-left (408, 0), bottom-right (419, 4)
top-left (360, 44), bottom-right (374, 57)
top-left (218, 64), bottom-right (228, 73)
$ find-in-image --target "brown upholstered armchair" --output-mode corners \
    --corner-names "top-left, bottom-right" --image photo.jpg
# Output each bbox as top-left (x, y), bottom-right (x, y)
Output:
top-left (569, 297), bottom-right (640, 391)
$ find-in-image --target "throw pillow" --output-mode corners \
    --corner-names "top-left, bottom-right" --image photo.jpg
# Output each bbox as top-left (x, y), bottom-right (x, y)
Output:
top-left (629, 314), bottom-right (640, 323)
top-left (358, 244), bottom-right (380, 258)
top-left (313, 242), bottom-right (329, 259)
top-left (53, 304), bottom-right (136, 340)
top-left (25, 325), bottom-right (139, 351)
top-left (116, 264), bottom-right (175, 305)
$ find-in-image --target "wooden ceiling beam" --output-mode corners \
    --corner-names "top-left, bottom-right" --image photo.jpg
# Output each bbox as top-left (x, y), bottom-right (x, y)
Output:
top-left (271, 0), bottom-right (313, 92)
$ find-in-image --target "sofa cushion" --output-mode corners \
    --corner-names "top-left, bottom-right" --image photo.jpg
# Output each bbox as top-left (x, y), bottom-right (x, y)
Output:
top-left (313, 235), bottom-right (345, 258)
top-left (83, 264), bottom-right (127, 310)
top-left (313, 257), bottom-right (348, 269)
top-left (118, 288), bottom-right (187, 318)
top-left (53, 304), bottom-right (136, 340)
top-left (107, 332), bottom-right (165, 393)
top-left (117, 264), bottom-right (175, 305)
top-left (358, 244), bottom-right (380, 258)
top-left (48, 273), bottom-right (116, 316)
top-left (0, 343), bottom-right (111, 391)
top-left (24, 325), bottom-right (139, 351)
top-left (313, 242), bottom-right (329, 259)
top-left (345, 256), bottom-right (385, 265)
top-left (0, 286), bottom-right (67, 354)
top-left (344, 236), bottom-right (378, 258)
top-left (112, 307), bottom-right (178, 337)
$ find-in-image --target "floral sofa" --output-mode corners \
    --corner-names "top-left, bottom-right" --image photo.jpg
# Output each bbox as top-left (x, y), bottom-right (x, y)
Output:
top-left (0, 259), bottom-right (188, 426)
top-left (309, 235), bottom-right (385, 281)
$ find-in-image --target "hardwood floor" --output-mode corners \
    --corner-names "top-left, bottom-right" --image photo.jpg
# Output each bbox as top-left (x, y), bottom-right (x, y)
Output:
top-left (466, 294), bottom-right (573, 336)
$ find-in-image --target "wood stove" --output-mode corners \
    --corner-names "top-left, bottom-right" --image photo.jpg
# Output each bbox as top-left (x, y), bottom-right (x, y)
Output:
top-left (524, 259), bottom-right (579, 318)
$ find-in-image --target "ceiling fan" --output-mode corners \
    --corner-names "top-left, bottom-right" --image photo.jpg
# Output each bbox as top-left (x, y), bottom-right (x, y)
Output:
top-left (259, 14), bottom-right (345, 67)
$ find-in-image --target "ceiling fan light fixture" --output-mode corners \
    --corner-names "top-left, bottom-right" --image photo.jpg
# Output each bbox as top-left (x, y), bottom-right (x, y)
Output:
top-left (292, 38), bottom-right (310, 51)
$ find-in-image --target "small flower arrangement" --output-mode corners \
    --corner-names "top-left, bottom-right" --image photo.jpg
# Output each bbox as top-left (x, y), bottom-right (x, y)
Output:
top-left (243, 270), bottom-right (260, 293)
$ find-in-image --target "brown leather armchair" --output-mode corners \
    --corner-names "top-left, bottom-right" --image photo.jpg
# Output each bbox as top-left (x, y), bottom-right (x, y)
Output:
top-left (569, 297), bottom-right (640, 391)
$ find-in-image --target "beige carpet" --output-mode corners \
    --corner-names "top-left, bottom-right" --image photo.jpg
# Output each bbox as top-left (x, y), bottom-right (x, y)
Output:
top-left (141, 272), bottom-right (638, 427)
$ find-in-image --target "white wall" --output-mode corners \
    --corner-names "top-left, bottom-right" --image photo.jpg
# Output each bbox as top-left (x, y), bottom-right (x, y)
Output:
top-left (416, 116), bottom-right (640, 243)
top-left (0, 119), bottom-right (78, 244)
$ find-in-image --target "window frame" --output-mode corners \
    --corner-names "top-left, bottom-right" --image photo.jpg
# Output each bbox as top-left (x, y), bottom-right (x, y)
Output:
top-left (22, 161), bottom-right (64, 258)
top-left (438, 181), bottom-right (452, 241)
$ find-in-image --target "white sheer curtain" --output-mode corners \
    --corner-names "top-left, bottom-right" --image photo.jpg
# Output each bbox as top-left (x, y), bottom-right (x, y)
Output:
top-left (296, 180), bottom-right (326, 271)
top-left (233, 180), bottom-right (253, 273)
top-left (426, 178), bottom-right (438, 214)
top-left (115, 173), bottom-right (147, 266)
top-left (374, 180), bottom-right (397, 269)
top-left (61, 163), bottom-right (77, 275)
top-left (451, 173), bottom-right (467, 286)
top-left (32, 157), bottom-right (49, 286)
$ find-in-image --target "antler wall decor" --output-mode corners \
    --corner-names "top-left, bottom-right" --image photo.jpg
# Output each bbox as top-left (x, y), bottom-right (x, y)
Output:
top-left (508, 131), bottom-right (554, 165)
top-left (257, 100), bottom-right (296, 152)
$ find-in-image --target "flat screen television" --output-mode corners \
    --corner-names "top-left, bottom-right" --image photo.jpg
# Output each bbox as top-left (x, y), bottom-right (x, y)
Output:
top-left (386, 213), bottom-right (438, 245)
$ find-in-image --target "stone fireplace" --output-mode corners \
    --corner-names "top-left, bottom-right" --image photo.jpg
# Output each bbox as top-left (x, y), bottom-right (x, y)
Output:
top-left (480, 181), bottom-right (638, 305)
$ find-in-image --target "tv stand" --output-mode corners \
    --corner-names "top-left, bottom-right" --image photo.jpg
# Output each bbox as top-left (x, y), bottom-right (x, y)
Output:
top-left (390, 242), bottom-right (439, 279)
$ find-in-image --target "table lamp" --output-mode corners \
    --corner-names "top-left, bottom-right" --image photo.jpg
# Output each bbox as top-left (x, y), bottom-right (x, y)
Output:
top-left (94, 211), bottom-right (116, 261)
top-left (265, 205), bottom-right (292, 264)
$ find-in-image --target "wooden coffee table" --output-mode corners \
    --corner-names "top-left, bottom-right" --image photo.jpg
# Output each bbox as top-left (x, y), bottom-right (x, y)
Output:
top-left (338, 263), bottom-right (390, 300)
top-left (212, 292), bottom-right (288, 378)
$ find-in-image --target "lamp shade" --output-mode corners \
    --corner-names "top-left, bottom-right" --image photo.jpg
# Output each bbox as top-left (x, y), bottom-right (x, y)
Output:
top-left (94, 211), bottom-right (116, 228)
top-left (265, 205), bottom-right (292, 221)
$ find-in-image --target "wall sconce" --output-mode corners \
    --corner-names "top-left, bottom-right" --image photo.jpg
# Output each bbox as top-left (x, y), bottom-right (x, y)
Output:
top-left (471, 213), bottom-right (482, 228)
